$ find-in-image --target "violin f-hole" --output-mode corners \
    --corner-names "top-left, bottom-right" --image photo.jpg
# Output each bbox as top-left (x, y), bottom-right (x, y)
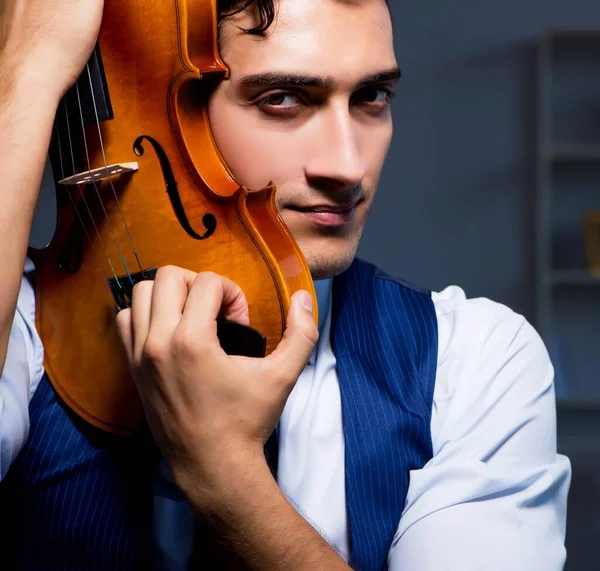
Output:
top-left (133, 135), bottom-right (217, 240)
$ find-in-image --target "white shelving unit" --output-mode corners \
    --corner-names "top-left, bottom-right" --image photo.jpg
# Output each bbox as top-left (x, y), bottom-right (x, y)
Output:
top-left (535, 28), bottom-right (600, 406)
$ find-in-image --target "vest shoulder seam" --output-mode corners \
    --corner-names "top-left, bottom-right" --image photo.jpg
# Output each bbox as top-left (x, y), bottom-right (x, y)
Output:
top-left (356, 258), bottom-right (431, 296)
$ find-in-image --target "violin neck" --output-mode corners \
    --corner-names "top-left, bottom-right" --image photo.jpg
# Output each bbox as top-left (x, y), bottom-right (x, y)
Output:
top-left (73, 44), bottom-right (113, 124)
top-left (50, 45), bottom-right (113, 176)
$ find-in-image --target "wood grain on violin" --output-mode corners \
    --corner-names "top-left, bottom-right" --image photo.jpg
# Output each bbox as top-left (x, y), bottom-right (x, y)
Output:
top-left (29, 0), bottom-right (317, 435)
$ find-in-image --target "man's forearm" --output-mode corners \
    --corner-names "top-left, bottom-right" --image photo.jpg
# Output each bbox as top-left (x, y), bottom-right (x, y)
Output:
top-left (0, 67), bottom-right (60, 370)
top-left (180, 453), bottom-right (351, 571)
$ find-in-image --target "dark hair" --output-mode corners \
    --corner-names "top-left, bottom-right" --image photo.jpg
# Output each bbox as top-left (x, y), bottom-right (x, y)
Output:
top-left (218, 0), bottom-right (276, 34)
top-left (218, 0), bottom-right (390, 35)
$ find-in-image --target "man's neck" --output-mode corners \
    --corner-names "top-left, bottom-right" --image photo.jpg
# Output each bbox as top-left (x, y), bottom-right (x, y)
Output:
top-left (314, 278), bottom-right (332, 334)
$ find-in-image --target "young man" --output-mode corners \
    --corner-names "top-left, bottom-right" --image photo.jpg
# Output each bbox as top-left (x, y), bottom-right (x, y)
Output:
top-left (0, 0), bottom-right (570, 569)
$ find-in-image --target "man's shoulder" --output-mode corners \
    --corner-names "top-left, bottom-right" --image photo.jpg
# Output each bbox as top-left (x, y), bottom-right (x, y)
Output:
top-left (432, 284), bottom-right (551, 399)
top-left (432, 284), bottom-right (532, 341)
top-left (345, 261), bottom-right (545, 361)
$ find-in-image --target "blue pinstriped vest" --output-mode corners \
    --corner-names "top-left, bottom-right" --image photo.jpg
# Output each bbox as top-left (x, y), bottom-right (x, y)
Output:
top-left (0, 258), bottom-right (437, 570)
top-left (332, 259), bottom-right (437, 570)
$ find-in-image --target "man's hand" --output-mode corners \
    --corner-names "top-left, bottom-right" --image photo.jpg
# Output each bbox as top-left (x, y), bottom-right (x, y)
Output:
top-left (115, 266), bottom-right (350, 570)
top-left (1, 0), bottom-right (104, 100)
top-left (115, 266), bottom-right (319, 499)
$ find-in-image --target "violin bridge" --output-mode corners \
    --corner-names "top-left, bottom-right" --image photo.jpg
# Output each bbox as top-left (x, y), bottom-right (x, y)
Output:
top-left (58, 162), bottom-right (139, 186)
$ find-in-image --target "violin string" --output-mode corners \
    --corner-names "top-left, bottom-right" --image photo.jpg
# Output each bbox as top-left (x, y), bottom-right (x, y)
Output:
top-left (87, 56), bottom-right (144, 277)
top-left (54, 119), bottom-right (94, 248)
top-left (74, 80), bottom-right (133, 284)
top-left (55, 117), bottom-right (111, 283)
top-left (63, 98), bottom-right (120, 283)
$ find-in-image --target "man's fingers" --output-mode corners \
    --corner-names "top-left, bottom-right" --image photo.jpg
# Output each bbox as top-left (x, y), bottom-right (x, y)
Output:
top-left (148, 266), bottom-right (197, 340)
top-left (266, 290), bottom-right (319, 381)
top-left (115, 307), bottom-right (133, 363)
top-left (179, 272), bottom-right (250, 341)
top-left (131, 279), bottom-right (154, 363)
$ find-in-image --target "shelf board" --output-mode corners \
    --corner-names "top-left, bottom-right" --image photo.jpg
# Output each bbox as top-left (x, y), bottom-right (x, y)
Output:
top-left (544, 28), bottom-right (600, 41)
top-left (557, 399), bottom-right (600, 411)
top-left (547, 270), bottom-right (600, 287)
top-left (546, 144), bottom-right (600, 162)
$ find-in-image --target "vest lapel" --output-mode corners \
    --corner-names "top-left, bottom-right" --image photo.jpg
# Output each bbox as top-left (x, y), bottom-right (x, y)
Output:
top-left (331, 259), bottom-right (438, 570)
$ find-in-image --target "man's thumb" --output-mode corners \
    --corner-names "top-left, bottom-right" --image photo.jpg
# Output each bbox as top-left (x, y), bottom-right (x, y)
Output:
top-left (267, 290), bottom-right (319, 378)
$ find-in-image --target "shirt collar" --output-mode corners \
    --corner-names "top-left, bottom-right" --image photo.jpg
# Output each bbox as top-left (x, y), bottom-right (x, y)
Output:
top-left (308, 278), bottom-right (332, 366)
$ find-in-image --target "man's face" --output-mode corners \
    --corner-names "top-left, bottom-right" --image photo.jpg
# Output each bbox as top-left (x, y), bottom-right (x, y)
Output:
top-left (209, 0), bottom-right (397, 279)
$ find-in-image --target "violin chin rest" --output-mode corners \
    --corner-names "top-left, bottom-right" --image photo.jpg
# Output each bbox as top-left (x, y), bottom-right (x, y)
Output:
top-left (216, 320), bottom-right (267, 358)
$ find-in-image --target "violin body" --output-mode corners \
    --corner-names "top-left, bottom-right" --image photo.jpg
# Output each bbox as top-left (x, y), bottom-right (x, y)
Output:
top-left (29, 0), bottom-right (317, 435)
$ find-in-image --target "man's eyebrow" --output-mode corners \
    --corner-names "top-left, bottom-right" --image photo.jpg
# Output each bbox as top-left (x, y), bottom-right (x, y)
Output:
top-left (235, 66), bottom-right (401, 91)
top-left (355, 67), bottom-right (401, 89)
top-left (236, 72), bottom-right (331, 89)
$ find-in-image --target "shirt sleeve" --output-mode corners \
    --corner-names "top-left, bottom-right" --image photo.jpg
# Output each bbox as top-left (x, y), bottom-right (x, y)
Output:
top-left (388, 286), bottom-right (571, 571)
top-left (0, 269), bottom-right (44, 480)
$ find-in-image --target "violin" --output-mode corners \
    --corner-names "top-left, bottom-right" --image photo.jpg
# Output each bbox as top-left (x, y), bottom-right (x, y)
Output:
top-left (28, 0), bottom-right (317, 436)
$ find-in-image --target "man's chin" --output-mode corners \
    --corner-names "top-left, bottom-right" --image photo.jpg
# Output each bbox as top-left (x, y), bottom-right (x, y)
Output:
top-left (304, 246), bottom-right (359, 281)
top-left (290, 222), bottom-right (365, 280)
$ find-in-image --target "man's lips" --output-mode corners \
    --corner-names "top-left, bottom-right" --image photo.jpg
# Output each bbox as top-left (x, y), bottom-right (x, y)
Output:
top-left (288, 199), bottom-right (361, 214)
top-left (287, 201), bottom-right (359, 227)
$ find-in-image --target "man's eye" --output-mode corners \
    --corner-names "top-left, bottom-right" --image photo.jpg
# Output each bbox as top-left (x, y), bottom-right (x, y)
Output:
top-left (261, 93), bottom-right (299, 106)
top-left (257, 92), bottom-right (304, 116)
top-left (355, 87), bottom-right (396, 112)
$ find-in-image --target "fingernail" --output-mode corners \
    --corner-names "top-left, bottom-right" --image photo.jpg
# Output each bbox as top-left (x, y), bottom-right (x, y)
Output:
top-left (298, 290), bottom-right (313, 313)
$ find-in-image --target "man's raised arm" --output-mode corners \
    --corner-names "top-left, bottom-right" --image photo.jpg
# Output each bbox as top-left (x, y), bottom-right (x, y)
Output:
top-left (0, 0), bottom-right (103, 372)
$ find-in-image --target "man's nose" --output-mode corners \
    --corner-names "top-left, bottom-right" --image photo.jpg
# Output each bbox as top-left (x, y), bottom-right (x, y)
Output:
top-left (304, 106), bottom-right (368, 191)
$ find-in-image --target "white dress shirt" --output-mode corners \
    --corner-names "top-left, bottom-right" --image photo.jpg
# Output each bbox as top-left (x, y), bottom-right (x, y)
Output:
top-left (0, 259), bottom-right (43, 479)
top-left (0, 262), bottom-right (571, 570)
